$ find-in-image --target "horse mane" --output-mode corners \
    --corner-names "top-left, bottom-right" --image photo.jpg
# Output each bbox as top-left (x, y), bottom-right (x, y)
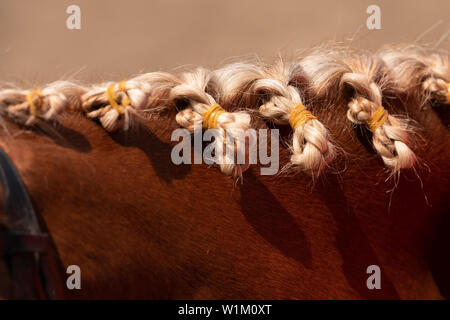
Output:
top-left (0, 44), bottom-right (449, 196)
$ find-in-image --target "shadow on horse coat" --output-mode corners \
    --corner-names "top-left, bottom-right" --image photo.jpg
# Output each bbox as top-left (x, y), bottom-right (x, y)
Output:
top-left (0, 90), bottom-right (449, 299)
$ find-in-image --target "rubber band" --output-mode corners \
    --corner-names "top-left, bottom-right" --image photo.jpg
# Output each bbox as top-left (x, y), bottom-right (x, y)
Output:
top-left (202, 104), bottom-right (226, 129)
top-left (368, 106), bottom-right (388, 132)
top-left (106, 81), bottom-right (130, 114)
top-left (288, 103), bottom-right (317, 129)
top-left (118, 81), bottom-right (127, 92)
top-left (26, 89), bottom-right (43, 116)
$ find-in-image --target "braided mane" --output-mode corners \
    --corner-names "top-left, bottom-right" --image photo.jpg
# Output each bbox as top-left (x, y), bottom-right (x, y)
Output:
top-left (0, 45), bottom-right (448, 183)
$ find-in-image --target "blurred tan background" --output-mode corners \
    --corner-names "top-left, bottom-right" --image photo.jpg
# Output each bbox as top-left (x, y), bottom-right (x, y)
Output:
top-left (0, 0), bottom-right (449, 85)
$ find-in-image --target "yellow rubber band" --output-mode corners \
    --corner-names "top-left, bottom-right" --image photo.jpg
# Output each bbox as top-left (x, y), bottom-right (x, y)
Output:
top-left (202, 104), bottom-right (226, 129)
top-left (288, 103), bottom-right (317, 129)
top-left (121, 96), bottom-right (131, 108)
top-left (26, 89), bottom-right (43, 116)
top-left (368, 106), bottom-right (388, 132)
top-left (106, 81), bottom-right (130, 114)
top-left (118, 81), bottom-right (131, 107)
top-left (106, 84), bottom-right (123, 114)
top-left (118, 80), bottom-right (127, 92)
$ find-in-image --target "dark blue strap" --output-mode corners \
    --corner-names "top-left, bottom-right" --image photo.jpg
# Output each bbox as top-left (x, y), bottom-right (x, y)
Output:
top-left (0, 147), bottom-right (40, 234)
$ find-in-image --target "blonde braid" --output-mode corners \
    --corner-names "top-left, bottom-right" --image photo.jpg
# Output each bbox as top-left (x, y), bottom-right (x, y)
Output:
top-left (0, 81), bottom-right (85, 126)
top-left (214, 61), bottom-right (335, 175)
top-left (81, 72), bottom-right (178, 131)
top-left (257, 62), bottom-right (335, 174)
top-left (170, 68), bottom-right (252, 178)
top-left (342, 72), bottom-right (416, 171)
top-left (301, 49), bottom-right (417, 172)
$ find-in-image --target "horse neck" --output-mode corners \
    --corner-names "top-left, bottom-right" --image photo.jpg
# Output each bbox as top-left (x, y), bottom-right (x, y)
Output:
top-left (0, 98), bottom-right (448, 298)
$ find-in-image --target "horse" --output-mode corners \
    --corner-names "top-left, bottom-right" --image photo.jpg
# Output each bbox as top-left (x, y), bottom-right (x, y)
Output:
top-left (0, 49), bottom-right (449, 299)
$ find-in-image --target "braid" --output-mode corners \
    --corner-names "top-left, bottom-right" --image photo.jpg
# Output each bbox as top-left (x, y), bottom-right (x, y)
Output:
top-left (342, 55), bottom-right (416, 171)
top-left (0, 81), bottom-right (85, 126)
top-left (169, 68), bottom-right (252, 179)
top-left (219, 61), bottom-right (335, 175)
top-left (81, 72), bottom-right (178, 131)
top-left (300, 50), bottom-right (417, 172)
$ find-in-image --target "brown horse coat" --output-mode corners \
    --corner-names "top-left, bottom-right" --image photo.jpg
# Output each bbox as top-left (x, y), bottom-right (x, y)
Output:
top-left (0, 92), bottom-right (449, 299)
